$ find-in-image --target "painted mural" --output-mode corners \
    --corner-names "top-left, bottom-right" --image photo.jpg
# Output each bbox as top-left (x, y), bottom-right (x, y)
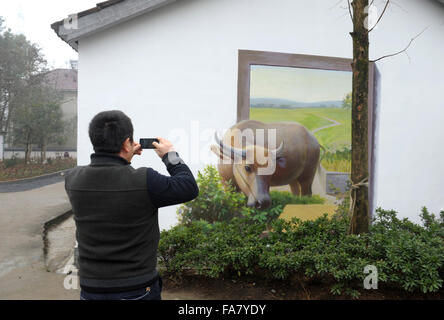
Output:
top-left (249, 65), bottom-right (352, 174)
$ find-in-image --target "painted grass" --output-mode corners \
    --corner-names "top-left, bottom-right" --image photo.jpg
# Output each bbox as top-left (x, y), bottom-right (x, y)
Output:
top-left (250, 107), bottom-right (351, 150)
top-left (250, 108), bottom-right (331, 131)
top-left (308, 108), bottom-right (351, 150)
top-left (250, 107), bottom-right (351, 172)
top-left (321, 159), bottom-right (351, 172)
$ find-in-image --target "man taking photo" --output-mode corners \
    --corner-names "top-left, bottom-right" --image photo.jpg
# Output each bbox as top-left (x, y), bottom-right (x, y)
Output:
top-left (65, 110), bottom-right (199, 300)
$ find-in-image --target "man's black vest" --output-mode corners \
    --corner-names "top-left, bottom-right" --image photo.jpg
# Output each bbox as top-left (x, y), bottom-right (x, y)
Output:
top-left (65, 153), bottom-right (159, 291)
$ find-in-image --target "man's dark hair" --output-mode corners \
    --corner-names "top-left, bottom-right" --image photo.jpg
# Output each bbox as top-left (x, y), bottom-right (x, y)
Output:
top-left (89, 110), bottom-right (134, 154)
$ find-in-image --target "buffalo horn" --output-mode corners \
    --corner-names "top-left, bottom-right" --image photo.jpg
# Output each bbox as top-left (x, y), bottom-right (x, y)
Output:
top-left (214, 131), bottom-right (246, 159)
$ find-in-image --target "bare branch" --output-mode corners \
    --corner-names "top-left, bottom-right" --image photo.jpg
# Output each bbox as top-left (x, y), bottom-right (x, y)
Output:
top-left (329, 0), bottom-right (344, 10)
top-left (367, 0), bottom-right (390, 33)
top-left (404, 50), bottom-right (411, 64)
top-left (389, 0), bottom-right (408, 14)
top-left (336, 11), bottom-right (351, 21)
top-left (370, 26), bottom-right (429, 63)
top-left (330, 1), bottom-right (354, 23)
top-left (347, 0), bottom-right (353, 22)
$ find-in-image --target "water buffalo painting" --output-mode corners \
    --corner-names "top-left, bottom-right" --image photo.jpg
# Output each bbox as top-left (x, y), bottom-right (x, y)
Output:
top-left (211, 119), bottom-right (320, 209)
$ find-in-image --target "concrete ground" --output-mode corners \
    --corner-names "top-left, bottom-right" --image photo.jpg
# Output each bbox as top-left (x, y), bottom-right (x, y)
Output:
top-left (0, 181), bottom-right (206, 300)
top-left (0, 182), bottom-right (78, 299)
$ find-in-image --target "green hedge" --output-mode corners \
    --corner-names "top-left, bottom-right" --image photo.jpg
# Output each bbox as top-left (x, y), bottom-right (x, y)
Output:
top-left (177, 165), bottom-right (325, 225)
top-left (160, 203), bottom-right (444, 298)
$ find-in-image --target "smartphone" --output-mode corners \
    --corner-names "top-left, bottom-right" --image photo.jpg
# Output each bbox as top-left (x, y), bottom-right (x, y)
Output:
top-left (139, 138), bottom-right (159, 149)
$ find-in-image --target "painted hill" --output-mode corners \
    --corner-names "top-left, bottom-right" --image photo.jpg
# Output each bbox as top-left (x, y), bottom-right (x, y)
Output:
top-left (251, 98), bottom-right (343, 109)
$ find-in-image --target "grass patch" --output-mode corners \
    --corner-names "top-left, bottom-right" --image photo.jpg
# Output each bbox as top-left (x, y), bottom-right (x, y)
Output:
top-left (250, 107), bottom-right (332, 131)
top-left (321, 159), bottom-right (351, 172)
top-left (0, 158), bottom-right (76, 181)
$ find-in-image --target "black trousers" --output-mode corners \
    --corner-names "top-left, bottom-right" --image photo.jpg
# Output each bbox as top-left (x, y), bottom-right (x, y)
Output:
top-left (80, 277), bottom-right (162, 300)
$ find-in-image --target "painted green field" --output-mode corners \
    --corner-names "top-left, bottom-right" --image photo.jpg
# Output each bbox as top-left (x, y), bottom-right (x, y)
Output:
top-left (250, 107), bottom-right (351, 172)
top-left (250, 107), bottom-right (351, 150)
top-left (249, 107), bottom-right (331, 131)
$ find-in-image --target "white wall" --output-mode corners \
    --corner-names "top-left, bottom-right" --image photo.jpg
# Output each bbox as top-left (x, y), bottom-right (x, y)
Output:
top-left (368, 0), bottom-right (444, 222)
top-left (77, 0), bottom-right (444, 228)
top-left (3, 151), bottom-right (77, 159)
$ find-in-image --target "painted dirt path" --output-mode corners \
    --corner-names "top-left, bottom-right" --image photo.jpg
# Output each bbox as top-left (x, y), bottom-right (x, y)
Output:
top-left (311, 116), bottom-right (341, 133)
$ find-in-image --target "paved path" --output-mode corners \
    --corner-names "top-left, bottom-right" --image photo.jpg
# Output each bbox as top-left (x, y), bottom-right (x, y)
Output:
top-left (312, 116), bottom-right (341, 133)
top-left (0, 181), bottom-right (77, 299)
top-left (0, 170), bottom-right (69, 193)
top-left (0, 181), bottom-right (201, 299)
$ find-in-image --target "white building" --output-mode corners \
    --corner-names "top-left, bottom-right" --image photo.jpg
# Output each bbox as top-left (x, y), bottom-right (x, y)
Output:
top-left (0, 131), bottom-right (5, 160)
top-left (43, 68), bottom-right (78, 152)
top-left (4, 67), bottom-right (78, 159)
top-left (52, 0), bottom-right (444, 229)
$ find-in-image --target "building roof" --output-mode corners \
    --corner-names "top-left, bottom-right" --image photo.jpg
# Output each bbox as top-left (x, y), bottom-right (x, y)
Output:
top-left (52, 0), bottom-right (444, 52)
top-left (43, 69), bottom-right (78, 92)
top-left (51, 0), bottom-right (178, 51)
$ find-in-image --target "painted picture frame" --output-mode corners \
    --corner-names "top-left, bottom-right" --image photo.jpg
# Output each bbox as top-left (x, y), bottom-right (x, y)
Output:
top-left (237, 50), bottom-right (379, 215)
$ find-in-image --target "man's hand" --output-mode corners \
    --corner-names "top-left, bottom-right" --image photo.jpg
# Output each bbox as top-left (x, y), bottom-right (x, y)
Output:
top-left (152, 137), bottom-right (175, 158)
top-left (133, 141), bottom-right (142, 156)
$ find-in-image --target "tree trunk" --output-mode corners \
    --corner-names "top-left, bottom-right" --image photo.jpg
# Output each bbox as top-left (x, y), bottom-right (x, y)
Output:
top-left (40, 139), bottom-right (47, 164)
top-left (0, 89), bottom-right (10, 131)
top-left (25, 132), bottom-right (32, 165)
top-left (349, 0), bottom-right (370, 234)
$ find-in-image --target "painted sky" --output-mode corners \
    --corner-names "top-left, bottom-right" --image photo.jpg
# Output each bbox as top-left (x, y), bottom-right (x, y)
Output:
top-left (250, 65), bottom-right (352, 103)
top-left (0, 0), bottom-right (98, 69)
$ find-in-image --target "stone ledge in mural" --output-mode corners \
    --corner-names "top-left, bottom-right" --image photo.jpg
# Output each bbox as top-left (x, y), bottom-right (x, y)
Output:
top-left (326, 172), bottom-right (350, 194)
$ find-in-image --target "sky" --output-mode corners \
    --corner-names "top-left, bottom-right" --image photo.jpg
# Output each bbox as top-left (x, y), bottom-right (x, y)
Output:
top-left (0, 0), bottom-right (99, 69)
top-left (250, 65), bottom-right (352, 103)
